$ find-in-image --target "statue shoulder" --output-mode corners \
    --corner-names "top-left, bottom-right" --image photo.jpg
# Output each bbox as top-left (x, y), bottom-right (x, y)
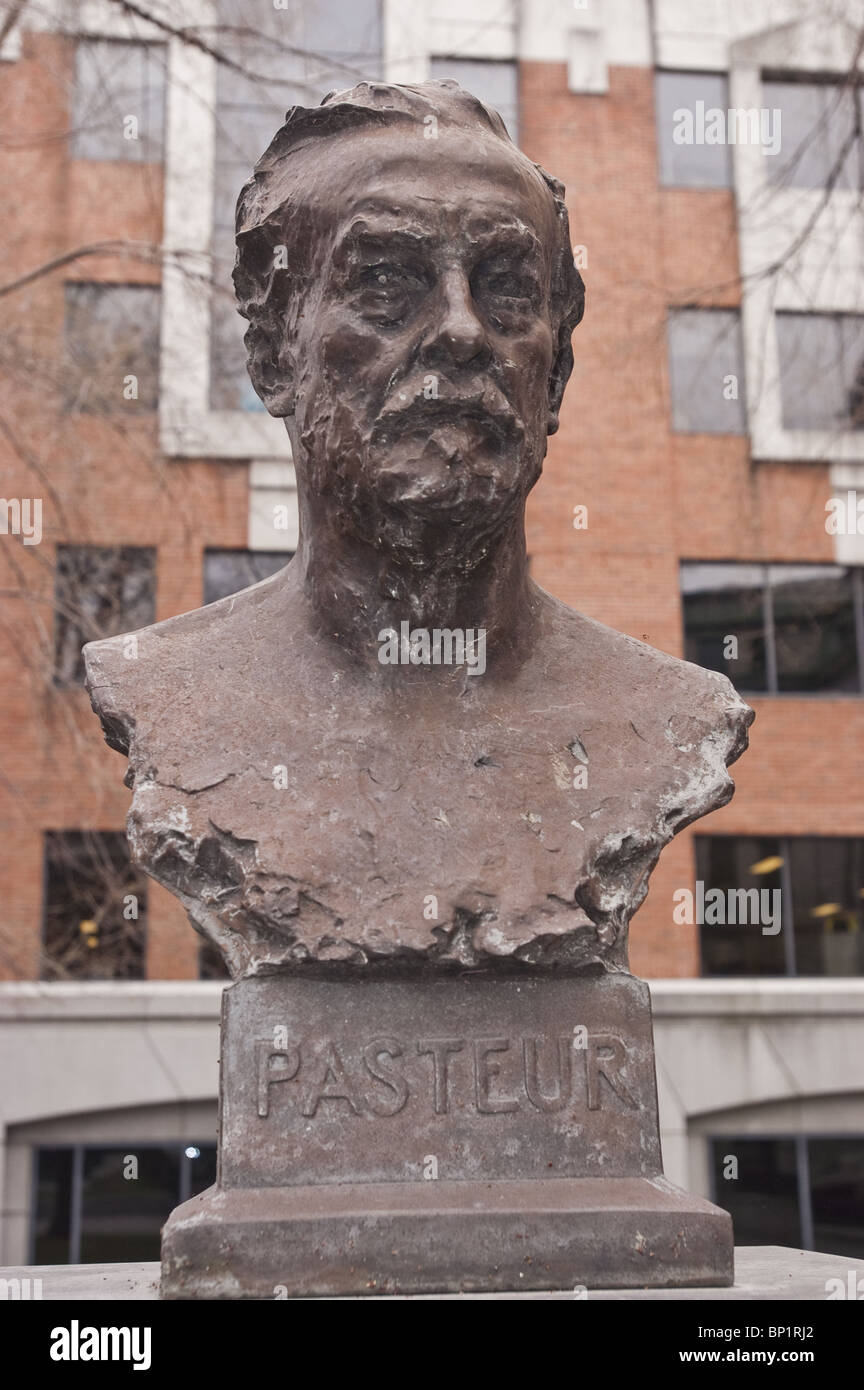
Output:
top-left (537, 588), bottom-right (754, 765)
top-left (83, 587), bottom-right (256, 758)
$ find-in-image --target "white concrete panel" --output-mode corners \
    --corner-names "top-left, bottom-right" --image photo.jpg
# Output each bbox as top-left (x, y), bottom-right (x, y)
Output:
top-left (428, 0), bottom-right (517, 60)
top-left (568, 29), bottom-right (608, 94)
top-left (829, 463), bottom-right (864, 566)
top-left (248, 459), bottom-right (298, 551)
top-left (384, 0), bottom-right (431, 82)
top-left (521, 0), bottom-right (651, 68)
top-left (731, 40), bottom-right (864, 465)
top-left (653, 0), bottom-right (823, 73)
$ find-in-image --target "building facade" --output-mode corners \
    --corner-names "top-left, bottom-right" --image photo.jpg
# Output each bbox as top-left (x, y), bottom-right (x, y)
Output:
top-left (0, 0), bottom-right (862, 1266)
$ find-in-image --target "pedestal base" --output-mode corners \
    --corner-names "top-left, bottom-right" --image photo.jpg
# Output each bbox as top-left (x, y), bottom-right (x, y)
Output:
top-left (160, 1176), bottom-right (733, 1298)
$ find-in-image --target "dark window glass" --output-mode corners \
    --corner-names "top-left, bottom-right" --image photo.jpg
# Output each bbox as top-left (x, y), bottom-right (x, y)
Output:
top-left (42, 831), bottom-right (147, 981)
top-left (203, 549), bottom-right (289, 606)
top-left (788, 838), bottom-right (864, 977)
top-left (681, 561), bottom-right (862, 696)
top-left (710, 1138), bottom-right (801, 1246)
top-left (655, 71), bottom-right (733, 188)
top-left (199, 939), bottom-right (230, 980)
top-left (771, 566), bottom-right (858, 693)
top-left (698, 835), bottom-right (864, 978)
top-left (682, 563), bottom-right (767, 691)
top-left (54, 544), bottom-right (155, 685)
top-left (32, 1147), bottom-right (74, 1264)
top-left (32, 1144), bottom-right (218, 1263)
top-left (810, 1138), bottom-right (864, 1258)
top-left (80, 1146), bottom-right (179, 1263)
top-left (187, 1144), bottom-right (218, 1198)
top-left (667, 309), bottom-right (747, 433)
top-left (64, 283), bottom-right (161, 413)
top-left (763, 79), bottom-right (864, 191)
top-left (72, 39), bottom-right (166, 162)
top-left (429, 58), bottom-right (519, 142)
top-left (696, 836), bottom-right (786, 977)
top-left (776, 312), bottom-right (864, 431)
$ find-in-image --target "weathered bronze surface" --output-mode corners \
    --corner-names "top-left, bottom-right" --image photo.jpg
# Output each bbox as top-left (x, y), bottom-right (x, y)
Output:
top-left (84, 80), bottom-right (751, 1296)
top-left (85, 80), bottom-right (751, 978)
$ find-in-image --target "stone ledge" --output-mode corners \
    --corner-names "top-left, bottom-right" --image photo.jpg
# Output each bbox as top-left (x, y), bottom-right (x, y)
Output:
top-left (2, 1247), bottom-right (862, 1300)
top-left (3, 978), bottom-right (864, 1023)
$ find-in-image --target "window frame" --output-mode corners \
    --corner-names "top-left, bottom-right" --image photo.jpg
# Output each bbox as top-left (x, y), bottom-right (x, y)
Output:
top-left (654, 68), bottom-right (734, 190)
top-left (707, 1132), bottom-right (864, 1256)
top-left (29, 1141), bottom-right (217, 1264)
top-left (40, 828), bottom-right (149, 981)
top-left (728, 21), bottom-right (864, 466)
top-left (71, 34), bottom-right (167, 164)
top-left (775, 309), bottom-right (864, 433)
top-left (62, 281), bottom-right (162, 416)
top-left (695, 832), bottom-right (864, 979)
top-left (666, 305), bottom-right (748, 435)
top-left (53, 543), bottom-right (157, 687)
top-left (681, 560), bottom-right (864, 698)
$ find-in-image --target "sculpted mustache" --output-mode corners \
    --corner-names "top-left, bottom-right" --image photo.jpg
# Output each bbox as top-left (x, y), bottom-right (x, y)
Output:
top-left (372, 390), bottom-right (524, 440)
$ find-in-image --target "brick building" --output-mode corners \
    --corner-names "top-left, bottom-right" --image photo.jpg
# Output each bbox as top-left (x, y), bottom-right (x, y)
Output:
top-left (0, 1), bottom-right (862, 1265)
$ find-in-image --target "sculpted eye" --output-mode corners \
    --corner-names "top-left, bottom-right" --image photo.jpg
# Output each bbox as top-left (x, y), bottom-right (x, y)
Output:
top-left (484, 270), bottom-right (536, 300)
top-left (351, 262), bottom-right (426, 323)
top-left (483, 268), bottom-right (538, 304)
top-left (360, 264), bottom-right (416, 293)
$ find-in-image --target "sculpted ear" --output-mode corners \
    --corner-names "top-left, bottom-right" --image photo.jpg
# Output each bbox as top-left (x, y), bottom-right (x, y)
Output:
top-left (546, 335), bottom-right (574, 435)
top-left (244, 319), bottom-right (296, 418)
top-left (233, 226), bottom-right (297, 417)
top-left (546, 264), bottom-right (585, 436)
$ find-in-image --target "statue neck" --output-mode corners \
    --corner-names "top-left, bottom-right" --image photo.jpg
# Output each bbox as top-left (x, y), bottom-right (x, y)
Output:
top-left (291, 487), bottom-right (538, 679)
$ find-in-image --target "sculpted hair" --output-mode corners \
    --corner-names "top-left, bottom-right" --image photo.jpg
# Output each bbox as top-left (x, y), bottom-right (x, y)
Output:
top-left (233, 80), bottom-right (585, 422)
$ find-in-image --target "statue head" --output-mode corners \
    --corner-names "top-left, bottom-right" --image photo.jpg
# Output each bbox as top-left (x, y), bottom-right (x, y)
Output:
top-left (233, 80), bottom-right (584, 566)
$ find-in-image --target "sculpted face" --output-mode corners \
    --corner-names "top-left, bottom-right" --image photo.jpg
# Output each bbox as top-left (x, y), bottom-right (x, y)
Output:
top-left (282, 126), bottom-right (562, 565)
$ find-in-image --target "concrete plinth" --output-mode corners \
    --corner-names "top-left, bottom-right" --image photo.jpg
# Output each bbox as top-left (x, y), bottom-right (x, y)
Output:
top-left (160, 970), bottom-right (734, 1298)
top-left (161, 1175), bottom-right (731, 1298)
top-left (3, 1248), bottom-right (862, 1300)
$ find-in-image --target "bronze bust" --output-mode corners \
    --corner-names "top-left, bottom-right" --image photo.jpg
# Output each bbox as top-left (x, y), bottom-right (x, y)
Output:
top-left (85, 81), bottom-right (752, 979)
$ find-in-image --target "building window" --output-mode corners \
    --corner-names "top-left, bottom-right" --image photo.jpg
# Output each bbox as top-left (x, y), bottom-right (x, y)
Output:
top-left (655, 71), bottom-right (733, 188)
top-left (709, 1136), bottom-right (864, 1258)
top-left (696, 835), bottom-right (864, 977)
top-left (667, 308), bottom-right (747, 433)
top-left (54, 544), bottom-right (156, 686)
top-left (199, 939), bottom-right (230, 980)
top-left (429, 58), bottom-right (519, 143)
top-left (72, 39), bottom-right (166, 163)
top-left (763, 77), bottom-right (864, 191)
top-left (776, 312), bottom-right (864, 431)
top-left (209, 0), bottom-right (383, 411)
top-left (63, 283), bottom-right (161, 413)
top-left (203, 549), bottom-right (289, 606)
top-left (32, 1143), bottom-right (216, 1264)
top-left (681, 562), bottom-right (863, 695)
top-left (41, 831), bottom-right (148, 981)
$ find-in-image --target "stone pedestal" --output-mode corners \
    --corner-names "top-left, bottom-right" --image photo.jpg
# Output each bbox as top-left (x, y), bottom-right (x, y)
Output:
top-left (160, 972), bottom-right (733, 1297)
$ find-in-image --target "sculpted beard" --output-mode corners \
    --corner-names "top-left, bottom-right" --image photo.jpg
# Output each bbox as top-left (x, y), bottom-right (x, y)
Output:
top-left (299, 371), bottom-right (544, 567)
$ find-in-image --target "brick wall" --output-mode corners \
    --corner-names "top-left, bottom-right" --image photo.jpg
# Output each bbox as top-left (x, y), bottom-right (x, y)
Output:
top-left (520, 63), bottom-right (864, 977)
top-left (1, 42), bottom-right (861, 980)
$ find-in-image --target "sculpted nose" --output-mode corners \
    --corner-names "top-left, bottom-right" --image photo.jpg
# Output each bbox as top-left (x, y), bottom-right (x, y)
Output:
top-left (424, 270), bottom-right (487, 366)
